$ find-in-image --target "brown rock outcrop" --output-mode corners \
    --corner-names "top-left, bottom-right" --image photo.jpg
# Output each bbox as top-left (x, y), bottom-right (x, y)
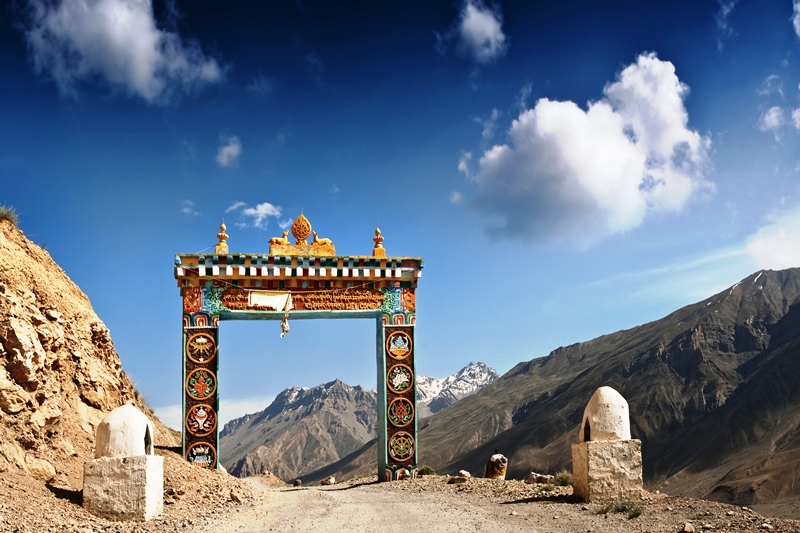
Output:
top-left (0, 219), bottom-right (177, 487)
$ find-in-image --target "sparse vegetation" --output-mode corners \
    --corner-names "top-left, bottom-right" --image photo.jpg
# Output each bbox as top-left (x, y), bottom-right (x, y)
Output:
top-left (418, 465), bottom-right (435, 476)
top-left (553, 469), bottom-right (573, 486)
top-left (0, 204), bottom-right (19, 227)
top-left (540, 484), bottom-right (554, 492)
top-left (594, 500), bottom-right (643, 520)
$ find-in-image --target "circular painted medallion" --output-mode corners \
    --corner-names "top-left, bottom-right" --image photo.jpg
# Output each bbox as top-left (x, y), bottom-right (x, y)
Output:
top-left (186, 332), bottom-right (216, 364)
top-left (387, 364), bottom-right (414, 394)
top-left (389, 432), bottom-right (415, 461)
top-left (186, 441), bottom-right (216, 469)
top-left (185, 404), bottom-right (217, 437)
top-left (386, 331), bottom-right (412, 360)
top-left (186, 368), bottom-right (217, 400)
top-left (388, 397), bottom-right (414, 427)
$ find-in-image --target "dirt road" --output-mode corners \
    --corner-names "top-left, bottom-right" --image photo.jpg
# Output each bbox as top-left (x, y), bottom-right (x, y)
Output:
top-left (214, 477), bottom-right (536, 533)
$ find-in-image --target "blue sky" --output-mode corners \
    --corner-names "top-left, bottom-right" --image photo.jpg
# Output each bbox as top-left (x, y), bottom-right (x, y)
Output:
top-left (3, 0), bottom-right (800, 430)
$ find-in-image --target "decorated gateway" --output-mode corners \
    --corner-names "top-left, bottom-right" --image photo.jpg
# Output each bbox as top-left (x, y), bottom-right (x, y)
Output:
top-left (174, 214), bottom-right (423, 481)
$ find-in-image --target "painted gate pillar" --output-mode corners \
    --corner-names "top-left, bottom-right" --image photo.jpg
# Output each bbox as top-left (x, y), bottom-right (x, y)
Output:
top-left (175, 216), bottom-right (422, 479)
top-left (379, 323), bottom-right (417, 480)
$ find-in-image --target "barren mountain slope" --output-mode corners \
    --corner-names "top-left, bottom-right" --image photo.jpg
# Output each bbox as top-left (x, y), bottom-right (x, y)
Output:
top-left (0, 219), bottom-right (177, 487)
top-left (220, 362), bottom-right (498, 480)
top-left (221, 379), bottom-right (377, 479)
top-left (323, 268), bottom-right (800, 516)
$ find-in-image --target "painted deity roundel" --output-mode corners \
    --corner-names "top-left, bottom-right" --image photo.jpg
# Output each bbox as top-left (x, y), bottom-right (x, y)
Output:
top-left (186, 332), bottom-right (216, 364)
top-left (386, 331), bottom-right (412, 360)
top-left (186, 368), bottom-right (217, 400)
top-left (388, 398), bottom-right (414, 427)
top-left (387, 364), bottom-right (414, 394)
top-left (185, 404), bottom-right (217, 437)
top-left (389, 432), bottom-right (415, 461)
top-left (186, 441), bottom-right (216, 469)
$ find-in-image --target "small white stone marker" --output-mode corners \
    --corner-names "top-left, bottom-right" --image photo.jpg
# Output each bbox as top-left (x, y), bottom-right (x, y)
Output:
top-left (83, 404), bottom-right (164, 521)
top-left (571, 387), bottom-right (643, 502)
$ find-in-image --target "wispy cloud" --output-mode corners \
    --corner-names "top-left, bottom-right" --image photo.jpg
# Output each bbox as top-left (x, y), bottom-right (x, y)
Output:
top-left (583, 205), bottom-right (800, 307)
top-left (247, 73), bottom-right (274, 97)
top-left (21, 0), bottom-right (222, 103)
top-left (180, 199), bottom-right (199, 216)
top-left (306, 50), bottom-right (324, 85)
top-left (466, 52), bottom-right (711, 247)
top-left (217, 135), bottom-right (242, 167)
top-left (793, 0), bottom-right (800, 37)
top-left (457, 151), bottom-right (472, 177)
top-left (450, 191), bottom-right (463, 204)
top-left (714, 0), bottom-right (737, 51)
top-left (330, 184), bottom-right (340, 194)
top-left (474, 108), bottom-right (501, 141)
top-left (436, 0), bottom-right (508, 65)
top-left (756, 74), bottom-right (784, 98)
top-left (225, 200), bottom-right (247, 213)
top-left (516, 81), bottom-right (532, 111)
top-left (226, 201), bottom-right (282, 229)
top-left (758, 106), bottom-right (785, 139)
top-left (745, 206), bottom-right (800, 270)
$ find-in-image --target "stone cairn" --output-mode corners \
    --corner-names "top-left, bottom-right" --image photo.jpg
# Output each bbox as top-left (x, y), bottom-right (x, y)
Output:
top-left (83, 404), bottom-right (164, 521)
top-left (571, 386), bottom-right (642, 501)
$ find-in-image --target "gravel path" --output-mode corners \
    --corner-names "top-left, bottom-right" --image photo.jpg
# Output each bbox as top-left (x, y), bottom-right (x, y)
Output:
top-left (214, 477), bottom-right (534, 532)
top-left (206, 476), bottom-right (800, 533)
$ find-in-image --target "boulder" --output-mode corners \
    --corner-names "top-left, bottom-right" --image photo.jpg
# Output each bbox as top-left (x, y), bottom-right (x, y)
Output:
top-left (484, 453), bottom-right (508, 480)
top-left (525, 472), bottom-right (554, 484)
top-left (320, 476), bottom-right (335, 486)
top-left (457, 470), bottom-right (471, 478)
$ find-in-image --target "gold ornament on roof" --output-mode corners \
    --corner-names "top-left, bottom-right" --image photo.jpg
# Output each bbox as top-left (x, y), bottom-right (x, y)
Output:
top-left (215, 221), bottom-right (229, 254)
top-left (269, 214), bottom-right (335, 256)
top-left (291, 214), bottom-right (312, 245)
top-left (372, 227), bottom-right (386, 258)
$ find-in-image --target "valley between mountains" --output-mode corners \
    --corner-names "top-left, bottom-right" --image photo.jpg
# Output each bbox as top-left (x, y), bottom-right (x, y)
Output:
top-left (3, 217), bottom-right (800, 532)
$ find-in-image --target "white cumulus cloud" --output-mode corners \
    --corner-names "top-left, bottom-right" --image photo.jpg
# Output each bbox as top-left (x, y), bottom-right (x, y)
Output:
top-left (22, 0), bottom-right (222, 103)
top-left (216, 136), bottom-right (242, 167)
top-left (746, 207), bottom-right (800, 270)
top-left (457, 1), bottom-right (508, 64)
top-left (467, 52), bottom-right (711, 247)
top-left (437, 0), bottom-right (508, 65)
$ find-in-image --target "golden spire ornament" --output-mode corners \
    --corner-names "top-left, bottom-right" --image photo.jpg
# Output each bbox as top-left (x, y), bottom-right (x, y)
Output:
top-left (215, 220), bottom-right (229, 254)
top-left (291, 214), bottom-right (312, 245)
top-left (372, 227), bottom-right (386, 258)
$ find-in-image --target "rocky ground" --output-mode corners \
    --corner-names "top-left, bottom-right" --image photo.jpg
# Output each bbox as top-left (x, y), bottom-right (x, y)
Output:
top-left (3, 465), bottom-right (800, 533)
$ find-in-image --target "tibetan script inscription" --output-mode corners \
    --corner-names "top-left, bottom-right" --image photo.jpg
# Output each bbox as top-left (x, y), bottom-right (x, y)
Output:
top-left (294, 289), bottom-right (384, 311)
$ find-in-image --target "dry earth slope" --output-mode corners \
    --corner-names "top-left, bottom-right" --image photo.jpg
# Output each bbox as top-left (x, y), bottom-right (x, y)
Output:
top-left (0, 219), bottom-right (263, 533)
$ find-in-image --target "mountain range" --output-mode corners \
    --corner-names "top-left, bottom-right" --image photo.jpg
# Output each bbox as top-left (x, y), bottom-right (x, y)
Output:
top-left (220, 362), bottom-right (498, 479)
top-left (292, 268), bottom-right (800, 518)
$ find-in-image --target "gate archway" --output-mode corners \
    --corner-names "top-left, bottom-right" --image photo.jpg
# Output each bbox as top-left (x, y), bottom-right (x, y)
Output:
top-left (174, 215), bottom-right (423, 481)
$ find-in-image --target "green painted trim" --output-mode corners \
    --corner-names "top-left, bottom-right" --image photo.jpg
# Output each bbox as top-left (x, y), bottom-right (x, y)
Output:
top-left (376, 319), bottom-right (388, 480)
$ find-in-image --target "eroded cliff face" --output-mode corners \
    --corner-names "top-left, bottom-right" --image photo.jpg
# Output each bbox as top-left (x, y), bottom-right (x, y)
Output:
top-left (0, 220), bottom-right (175, 487)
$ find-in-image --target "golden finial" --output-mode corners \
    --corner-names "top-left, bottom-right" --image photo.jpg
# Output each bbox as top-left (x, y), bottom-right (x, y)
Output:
top-left (291, 213), bottom-right (312, 244)
top-left (372, 227), bottom-right (386, 258)
top-left (215, 220), bottom-right (229, 254)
